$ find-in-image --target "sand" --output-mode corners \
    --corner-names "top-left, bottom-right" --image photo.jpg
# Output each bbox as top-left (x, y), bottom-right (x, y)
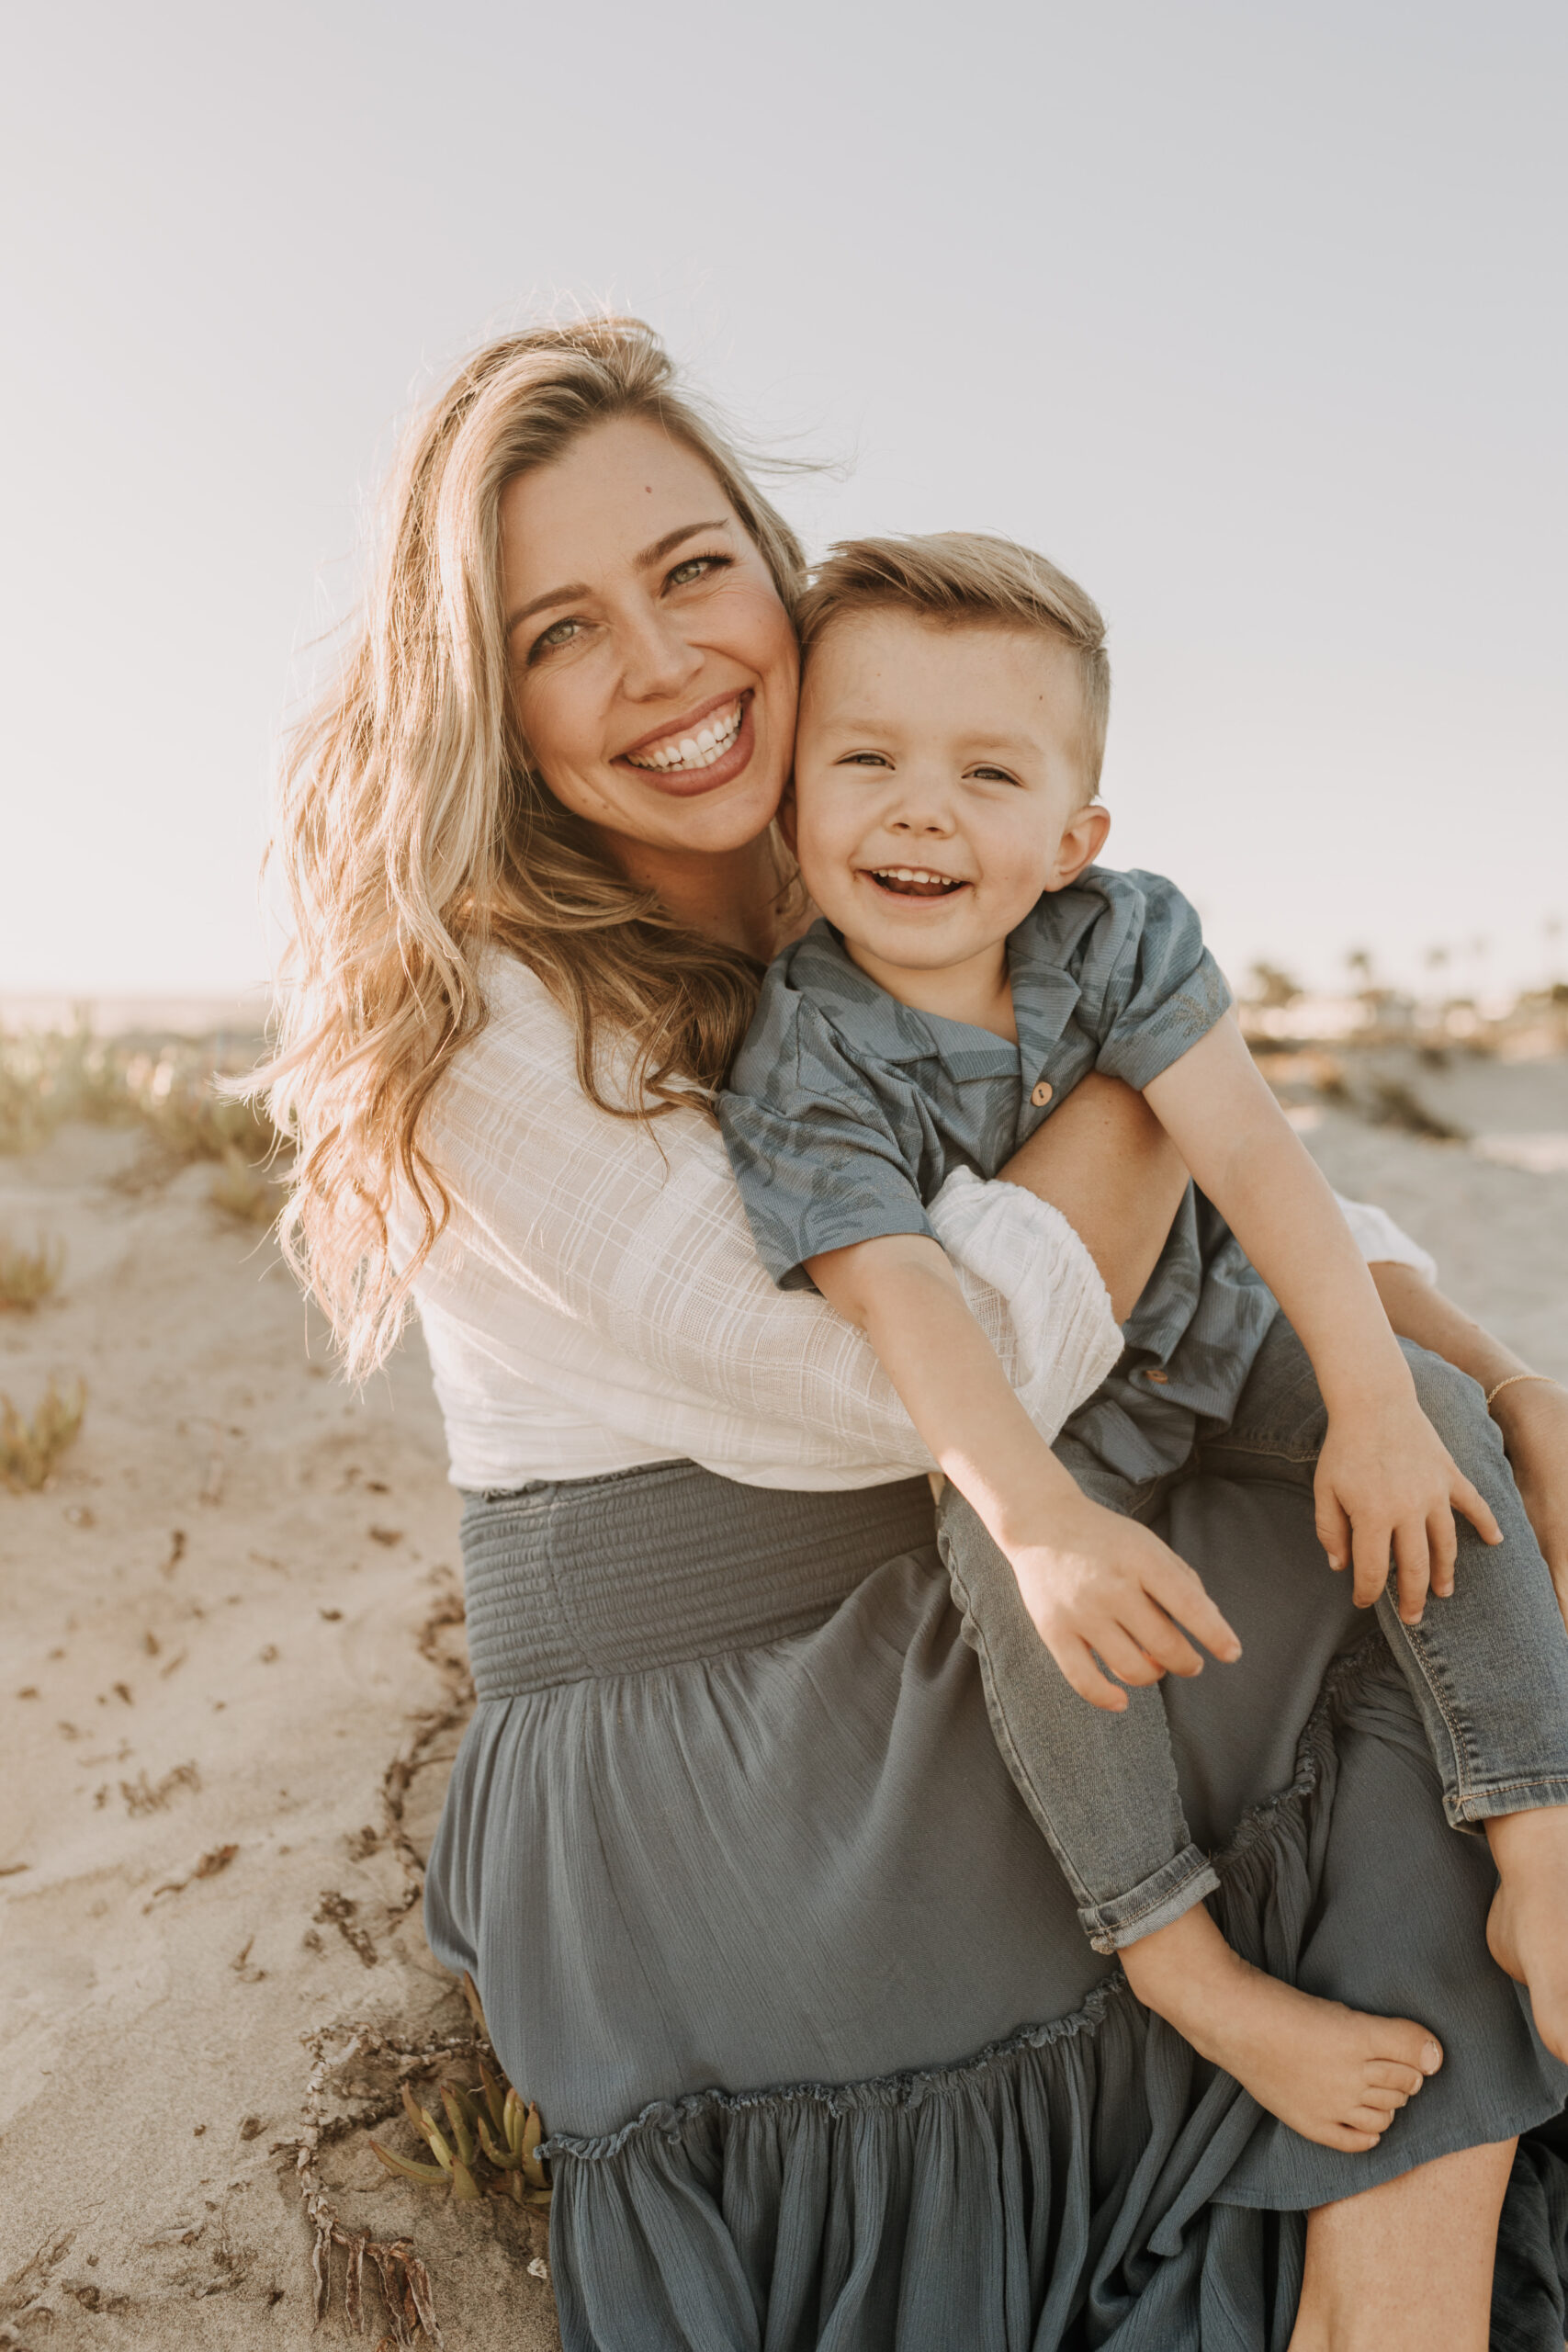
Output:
top-left (3, 1046), bottom-right (1566, 2348)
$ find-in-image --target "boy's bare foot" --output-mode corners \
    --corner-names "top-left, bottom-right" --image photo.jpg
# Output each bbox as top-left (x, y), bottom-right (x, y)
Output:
top-left (1122, 1904), bottom-right (1442, 2153)
top-left (1484, 1805), bottom-right (1568, 2064)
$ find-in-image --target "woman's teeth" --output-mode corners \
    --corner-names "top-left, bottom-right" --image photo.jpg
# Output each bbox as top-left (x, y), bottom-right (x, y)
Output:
top-left (870, 867), bottom-right (964, 897)
top-left (626, 703), bottom-right (743, 773)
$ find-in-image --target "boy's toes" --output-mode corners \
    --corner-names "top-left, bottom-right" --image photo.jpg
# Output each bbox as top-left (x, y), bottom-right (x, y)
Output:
top-left (1356, 2085), bottom-right (1409, 2120)
top-left (1364, 2059), bottom-right (1427, 2096)
top-left (1381, 2022), bottom-right (1443, 2076)
top-left (1331, 2121), bottom-right (1384, 2154)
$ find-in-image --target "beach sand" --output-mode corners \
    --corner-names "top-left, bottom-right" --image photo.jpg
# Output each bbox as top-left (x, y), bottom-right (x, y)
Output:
top-left (3, 1047), bottom-right (1565, 2347)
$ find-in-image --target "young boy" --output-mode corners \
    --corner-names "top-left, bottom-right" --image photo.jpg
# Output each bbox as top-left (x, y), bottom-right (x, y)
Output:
top-left (719, 531), bottom-right (1568, 2153)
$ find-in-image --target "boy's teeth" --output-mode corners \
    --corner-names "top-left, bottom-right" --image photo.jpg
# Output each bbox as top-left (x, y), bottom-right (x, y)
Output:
top-left (627, 703), bottom-right (742, 771)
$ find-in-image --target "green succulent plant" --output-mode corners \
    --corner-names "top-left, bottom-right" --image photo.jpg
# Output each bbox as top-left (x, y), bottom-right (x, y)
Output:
top-left (368, 2007), bottom-right (550, 2208)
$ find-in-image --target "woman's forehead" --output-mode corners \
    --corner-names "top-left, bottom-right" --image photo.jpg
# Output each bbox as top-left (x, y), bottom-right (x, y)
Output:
top-left (499, 417), bottom-right (735, 598)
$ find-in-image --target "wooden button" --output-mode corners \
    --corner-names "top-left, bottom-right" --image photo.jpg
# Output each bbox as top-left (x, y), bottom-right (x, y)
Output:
top-left (1144, 1368), bottom-right (1170, 1385)
top-left (1030, 1080), bottom-right (1054, 1108)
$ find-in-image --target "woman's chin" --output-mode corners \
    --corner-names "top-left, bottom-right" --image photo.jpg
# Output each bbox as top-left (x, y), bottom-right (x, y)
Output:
top-left (621, 754), bottom-right (785, 855)
top-left (663, 772), bottom-right (784, 854)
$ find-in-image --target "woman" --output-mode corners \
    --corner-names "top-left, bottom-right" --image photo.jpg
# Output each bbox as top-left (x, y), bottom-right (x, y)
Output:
top-left (266, 319), bottom-right (1568, 2349)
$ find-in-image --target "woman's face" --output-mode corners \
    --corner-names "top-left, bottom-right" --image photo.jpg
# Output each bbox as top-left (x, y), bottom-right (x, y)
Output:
top-left (500, 417), bottom-right (799, 867)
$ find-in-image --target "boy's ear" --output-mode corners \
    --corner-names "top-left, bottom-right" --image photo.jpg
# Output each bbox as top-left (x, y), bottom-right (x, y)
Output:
top-left (1049, 799), bottom-right (1111, 889)
top-left (776, 783), bottom-right (798, 857)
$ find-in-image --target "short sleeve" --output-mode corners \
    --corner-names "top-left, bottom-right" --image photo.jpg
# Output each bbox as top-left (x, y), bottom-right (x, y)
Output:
top-left (720, 984), bottom-right (934, 1290)
top-left (1086, 870), bottom-right (1234, 1091)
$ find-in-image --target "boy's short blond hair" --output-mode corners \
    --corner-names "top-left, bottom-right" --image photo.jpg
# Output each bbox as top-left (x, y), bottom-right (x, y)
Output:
top-left (795, 532), bottom-right (1111, 792)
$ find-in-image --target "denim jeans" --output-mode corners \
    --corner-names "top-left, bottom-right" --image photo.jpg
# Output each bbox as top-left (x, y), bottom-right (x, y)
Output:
top-left (937, 1315), bottom-right (1568, 1954)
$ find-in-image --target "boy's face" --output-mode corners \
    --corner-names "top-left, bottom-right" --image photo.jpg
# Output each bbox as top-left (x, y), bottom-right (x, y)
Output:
top-left (790, 611), bottom-right (1110, 980)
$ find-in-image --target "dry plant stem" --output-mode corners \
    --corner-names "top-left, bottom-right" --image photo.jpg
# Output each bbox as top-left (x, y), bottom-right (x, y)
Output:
top-left (289, 2012), bottom-right (549, 2343)
top-left (291, 2020), bottom-right (482, 2347)
top-left (378, 1574), bottom-right (474, 1917)
top-left (282, 1586), bottom-right (546, 2342)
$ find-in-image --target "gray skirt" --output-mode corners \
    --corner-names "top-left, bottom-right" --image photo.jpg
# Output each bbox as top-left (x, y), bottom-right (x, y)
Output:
top-left (423, 1460), bottom-right (1568, 2351)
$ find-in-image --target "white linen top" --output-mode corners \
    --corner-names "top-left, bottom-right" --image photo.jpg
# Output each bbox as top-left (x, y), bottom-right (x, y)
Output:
top-left (408, 953), bottom-right (1437, 1494)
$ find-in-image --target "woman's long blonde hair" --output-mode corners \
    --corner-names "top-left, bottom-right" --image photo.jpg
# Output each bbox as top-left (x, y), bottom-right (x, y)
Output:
top-left (261, 318), bottom-right (806, 1376)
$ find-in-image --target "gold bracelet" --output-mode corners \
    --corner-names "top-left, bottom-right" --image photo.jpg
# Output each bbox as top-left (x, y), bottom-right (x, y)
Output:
top-left (1484, 1372), bottom-right (1560, 1409)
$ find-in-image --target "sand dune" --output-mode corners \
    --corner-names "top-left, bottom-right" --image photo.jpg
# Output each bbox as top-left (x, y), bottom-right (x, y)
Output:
top-left (3, 1049), bottom-right (1565, 2347)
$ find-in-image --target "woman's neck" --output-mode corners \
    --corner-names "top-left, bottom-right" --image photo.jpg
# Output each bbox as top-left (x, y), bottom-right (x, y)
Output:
top-left (594, 828), bottom-right (794, 962)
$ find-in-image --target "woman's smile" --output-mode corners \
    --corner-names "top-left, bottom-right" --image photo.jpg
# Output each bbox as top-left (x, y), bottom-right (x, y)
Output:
top-left (617, 689), bottom-right (754, 796)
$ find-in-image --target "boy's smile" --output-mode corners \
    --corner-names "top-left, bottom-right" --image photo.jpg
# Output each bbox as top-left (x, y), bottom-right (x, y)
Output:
top-left (791, 610), bottom-right (1111, 1033)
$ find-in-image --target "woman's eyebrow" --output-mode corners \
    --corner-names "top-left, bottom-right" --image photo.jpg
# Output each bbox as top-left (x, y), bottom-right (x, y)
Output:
top-left (506, 580), bottom-right (589, 635)
top-left (633, 518), bottom-right (731, 569)
top-left (504, 520), bottom-right (733, 639)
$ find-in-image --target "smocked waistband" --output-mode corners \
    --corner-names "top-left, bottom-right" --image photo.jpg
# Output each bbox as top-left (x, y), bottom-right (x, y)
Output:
top-left (460, 1460), bottom-right (937, 1701)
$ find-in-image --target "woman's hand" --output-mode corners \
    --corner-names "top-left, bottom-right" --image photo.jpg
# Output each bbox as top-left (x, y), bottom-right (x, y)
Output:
top-left (1490, 1378), bottom-right (1568, 1628)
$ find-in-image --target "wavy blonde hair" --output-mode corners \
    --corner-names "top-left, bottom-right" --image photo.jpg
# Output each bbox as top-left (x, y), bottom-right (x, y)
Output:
top-left (260, 318), bottom-right (806, 1375)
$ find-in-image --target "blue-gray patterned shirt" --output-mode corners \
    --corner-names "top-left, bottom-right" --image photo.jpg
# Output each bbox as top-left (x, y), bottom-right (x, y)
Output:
top-left (720, 866), bottom-right (1280, 1485)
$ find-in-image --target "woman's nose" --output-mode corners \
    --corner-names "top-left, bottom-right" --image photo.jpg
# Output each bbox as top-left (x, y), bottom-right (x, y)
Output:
top-left (620, 605), bottom-right (704, 702)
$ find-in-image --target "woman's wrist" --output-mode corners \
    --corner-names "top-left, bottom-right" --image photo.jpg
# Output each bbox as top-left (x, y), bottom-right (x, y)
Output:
top-left (1488, 1372), bottom-right (1568, 1439)
top-left (1367, 1261), bottom-right (1527, 1398)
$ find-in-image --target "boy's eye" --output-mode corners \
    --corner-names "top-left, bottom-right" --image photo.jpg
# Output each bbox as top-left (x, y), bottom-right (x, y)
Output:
top-left (839, 752), bottom-right (892, 769)
top-left (970, 765), bottom-right (1021, 786)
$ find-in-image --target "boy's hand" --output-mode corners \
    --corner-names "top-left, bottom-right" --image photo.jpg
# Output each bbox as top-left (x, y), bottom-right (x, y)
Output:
top-left (1314, 1396), bottom-right (1502, 1623)
top-left (1004, 1492), bottom-right (1243, 1713)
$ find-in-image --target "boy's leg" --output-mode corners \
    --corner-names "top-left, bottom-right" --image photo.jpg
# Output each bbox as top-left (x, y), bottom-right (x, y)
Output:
top-left (1204, 1316), bottom-right (1568, 2059)
top-left (940, 1464), bottom-right (1446, 2148)
top-left (937, 1464), bottom-right (1219, 1955)
top-left (1201, 1318), bottom-right (1568, 1838)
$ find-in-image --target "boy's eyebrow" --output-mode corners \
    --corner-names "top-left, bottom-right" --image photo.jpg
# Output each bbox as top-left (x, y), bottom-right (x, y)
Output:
top-left (504, 519), bottom-right (733, 638)
top-left (818, 716), bottom-right (1044, 757)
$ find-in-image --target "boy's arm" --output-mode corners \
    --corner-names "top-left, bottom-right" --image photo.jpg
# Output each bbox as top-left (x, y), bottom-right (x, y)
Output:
top-left (1143, 1016), bottom-right (1501, 1613)
top-left (807, 1232), bottom-right (1241, 1709)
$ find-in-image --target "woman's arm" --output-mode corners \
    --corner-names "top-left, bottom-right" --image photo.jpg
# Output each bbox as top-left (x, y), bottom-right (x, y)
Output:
top-left (412, 960), bottom-right (1123, 1478)
top-left (1371, 1261), bottom-right (1568, 1612)
top-left (996, 1073), bottom-right (1190, 1324)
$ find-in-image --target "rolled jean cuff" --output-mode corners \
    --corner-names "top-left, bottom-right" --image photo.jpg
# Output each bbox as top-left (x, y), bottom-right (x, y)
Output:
top-left (1079, 1843), bottom-right (1221, 1955)
top-left (1445, 1776), bottom-right (1568, 1834)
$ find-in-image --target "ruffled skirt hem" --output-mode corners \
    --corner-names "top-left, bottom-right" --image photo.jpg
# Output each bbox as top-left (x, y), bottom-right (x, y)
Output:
top-left (544, 1643), bottom-right (1568, 2351)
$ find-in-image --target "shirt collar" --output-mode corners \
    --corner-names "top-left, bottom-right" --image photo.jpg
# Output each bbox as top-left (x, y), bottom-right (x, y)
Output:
top-left (786, 916), bottom-right (1075, 1080)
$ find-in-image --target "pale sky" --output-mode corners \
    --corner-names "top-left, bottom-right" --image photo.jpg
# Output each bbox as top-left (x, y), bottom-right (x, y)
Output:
top-left (4, 0), bottom-right (1564, 1001)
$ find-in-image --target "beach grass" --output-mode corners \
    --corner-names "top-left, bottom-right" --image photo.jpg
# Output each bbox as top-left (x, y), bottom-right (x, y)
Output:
top-left (0, 1375), bottom-right (86, 1491)
top-left (0, 1016), bottom-right (282, 1166)
top-left (0, 1231), bottom-right (66, 1310)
